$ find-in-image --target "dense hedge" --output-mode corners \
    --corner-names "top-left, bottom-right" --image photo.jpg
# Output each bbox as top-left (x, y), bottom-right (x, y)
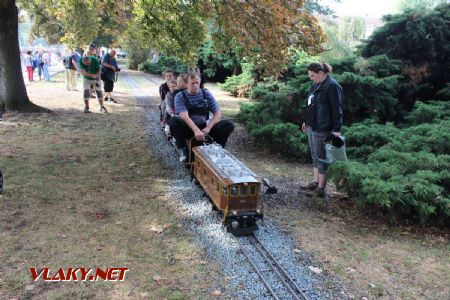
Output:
top-left (139, 54), bottom-right (189, 75)
top-left (229, 5), bottom-right (450, 225)
top-left (328, 102), bottom-right (450, 224)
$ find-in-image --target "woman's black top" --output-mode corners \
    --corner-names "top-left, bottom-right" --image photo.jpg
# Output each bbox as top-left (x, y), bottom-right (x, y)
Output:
top-left (305, 75), bottom-right (343, 132)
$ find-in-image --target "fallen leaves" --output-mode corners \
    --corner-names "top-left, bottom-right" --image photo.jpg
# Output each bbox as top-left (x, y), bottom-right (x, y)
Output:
top-left (153, 275), bottom-right (167, 285)
top-left (149, 225), bottom-right (164, 234)
top-left (308, 266), bottom-right (323, 274)
top-left (149, 223), bottom-right (172, 234)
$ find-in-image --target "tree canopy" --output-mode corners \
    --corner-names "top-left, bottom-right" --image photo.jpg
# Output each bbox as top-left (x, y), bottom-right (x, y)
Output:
top-left (129, 0), bottom-right (324, 75)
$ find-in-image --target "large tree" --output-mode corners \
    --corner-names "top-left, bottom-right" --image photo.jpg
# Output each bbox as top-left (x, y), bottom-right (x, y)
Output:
top-left (131, 0), bottom-right (325, 75)
top-left (0, 0), bottom-right (45, 112)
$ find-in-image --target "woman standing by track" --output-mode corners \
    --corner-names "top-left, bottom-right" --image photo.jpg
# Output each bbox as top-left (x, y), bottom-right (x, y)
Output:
top-left (301, 62), bottom-right (344, 197)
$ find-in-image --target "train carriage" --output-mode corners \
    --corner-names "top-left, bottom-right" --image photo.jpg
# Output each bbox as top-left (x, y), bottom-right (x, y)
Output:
top-left (191, 144), bottom-right (263, 235)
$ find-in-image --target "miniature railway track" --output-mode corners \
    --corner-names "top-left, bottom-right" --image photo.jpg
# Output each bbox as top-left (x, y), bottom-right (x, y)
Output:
top-left (238, 233), bottom-right (309, 300)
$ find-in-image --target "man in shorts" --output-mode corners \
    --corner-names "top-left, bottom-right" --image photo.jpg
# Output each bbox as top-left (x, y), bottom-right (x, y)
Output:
top-left (78, 56), bottom-right (107, 113)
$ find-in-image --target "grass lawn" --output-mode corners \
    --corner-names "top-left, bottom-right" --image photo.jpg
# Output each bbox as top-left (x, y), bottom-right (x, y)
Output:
top-left (0, 72), bottom-right (224, 299)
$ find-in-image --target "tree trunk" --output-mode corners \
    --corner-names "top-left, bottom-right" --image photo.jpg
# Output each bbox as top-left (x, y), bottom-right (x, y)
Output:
top-left (0, 0), bottom-right (47, 112)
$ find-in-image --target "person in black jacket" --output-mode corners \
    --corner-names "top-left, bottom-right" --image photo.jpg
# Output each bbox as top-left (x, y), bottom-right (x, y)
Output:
top-left (301, 62), bottom-right (344, 197)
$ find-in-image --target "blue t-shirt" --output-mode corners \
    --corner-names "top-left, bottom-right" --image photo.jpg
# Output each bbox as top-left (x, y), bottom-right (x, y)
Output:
top-left (174, 89), bottom-right (220, 126)
top-left (101, 54), bottom-right (118, 81)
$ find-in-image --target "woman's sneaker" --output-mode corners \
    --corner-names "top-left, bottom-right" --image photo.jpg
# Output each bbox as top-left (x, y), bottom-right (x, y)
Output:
top-left (301, 181), bottom-right (318, 190)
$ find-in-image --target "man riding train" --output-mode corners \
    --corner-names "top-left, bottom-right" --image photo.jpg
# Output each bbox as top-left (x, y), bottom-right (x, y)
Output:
top-left (169, 72), bottom-right (234, 162)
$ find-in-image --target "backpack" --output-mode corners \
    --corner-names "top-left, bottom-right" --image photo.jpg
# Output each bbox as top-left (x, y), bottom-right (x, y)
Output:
top-left (64, 55), bottom-right (72, 68)
top-left (32, 58), bottom-right (39, 69)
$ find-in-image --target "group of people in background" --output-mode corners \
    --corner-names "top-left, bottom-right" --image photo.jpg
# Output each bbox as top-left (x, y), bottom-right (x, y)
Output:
top-left (23, 49), bottom-right (51, 82)
top-left (73, 43), bottom-right (120, 113)
top-left (22, 43), bottom-right (120, 114)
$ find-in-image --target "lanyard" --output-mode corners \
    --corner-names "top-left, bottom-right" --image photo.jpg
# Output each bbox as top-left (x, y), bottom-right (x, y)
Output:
top-left (307, 83), bottom-right (321, 106)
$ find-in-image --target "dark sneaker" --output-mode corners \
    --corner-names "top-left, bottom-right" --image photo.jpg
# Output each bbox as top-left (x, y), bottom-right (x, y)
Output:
top-left (109, 98), bottom-right (117, 103)
top-left (84, 106), bottom-right (90, 113)
top-left (100, 106), bottom-right (108, 113)
top-left (314, 188), bottom-right (326, 197)
top-left (104, 97), bottom-right (109, 102)
top-left (301, 181), bottom-right (318, 190)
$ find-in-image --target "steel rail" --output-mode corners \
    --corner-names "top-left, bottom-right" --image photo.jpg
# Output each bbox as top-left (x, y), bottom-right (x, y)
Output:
top-left (250, 233), bottom-right (309, 300)
top-left (239, 245), bottom-right (280, 300)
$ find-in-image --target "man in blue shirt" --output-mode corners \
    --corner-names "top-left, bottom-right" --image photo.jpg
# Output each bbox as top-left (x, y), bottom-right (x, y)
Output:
top-left (169, 72), bottom-right (234, 162)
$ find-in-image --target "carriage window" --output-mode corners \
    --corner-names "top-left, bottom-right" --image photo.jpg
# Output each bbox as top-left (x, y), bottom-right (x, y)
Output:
top-left (240, 186), bottom-right (248, 196)
top-left (211, 177), bottom-right (215, 184)
top-left (217, 183), bottom-right (220, 192)
top-left (204, 168), bottom-right (207, 176)
top-left (231, 185), bottom-right (239, 197)
top-left (250, 185), bottom-right (256, 195)
top-left (223, 186), bottom-right (228, 195)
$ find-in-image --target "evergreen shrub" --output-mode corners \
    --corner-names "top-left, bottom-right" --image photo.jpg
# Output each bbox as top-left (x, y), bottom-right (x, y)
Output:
top-left (139, 54), bottom-right (189, 75)
top-left (218, 63), bottom-right (254, 97)
top-left (328, 102), bottom-right (450, 224)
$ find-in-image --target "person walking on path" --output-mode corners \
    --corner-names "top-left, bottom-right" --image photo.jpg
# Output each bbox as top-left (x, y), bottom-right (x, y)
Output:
top-left (101, 49), bottom-right (120, 103)
top-left (63, 49), bottom-right (78, 91)
top-left (24, 50), bottom-right (34, 82)
top-left (36, 49), bottom-right (44, 80)
top-left (41, 50), bottom-right (51, 81)
top-left (301, 62), bottom-right (344, 197)
top-left (78, 56), bottom-right (107, 113)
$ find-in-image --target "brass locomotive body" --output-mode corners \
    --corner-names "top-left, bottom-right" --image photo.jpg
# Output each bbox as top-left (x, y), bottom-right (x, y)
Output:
top-left (191, 144), bottom-right (263, 234)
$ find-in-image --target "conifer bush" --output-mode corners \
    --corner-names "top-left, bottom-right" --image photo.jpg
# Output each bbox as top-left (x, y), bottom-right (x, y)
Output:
top-left (328, 102), bottom-right (450, 224)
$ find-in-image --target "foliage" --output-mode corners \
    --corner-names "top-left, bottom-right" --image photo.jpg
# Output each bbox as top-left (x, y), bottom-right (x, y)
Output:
top-left (328, 102), bottom-right (450, 224)
top-left (319, 15), bottom-right (365, 61)
top-left (360, 4), bottom-right (450, 102)
top-left (130, 0), bottom-right (324, 76)
top-left (197, 40), bottom-right (241, 82)
top-left (218, 63), bottom-right (254, 98)
top-left (132, 0), bottom-right (206, 64)
top-left (139, 54), bottom-right (188, 75)
top-left (404, 100), bottom-right (450, 125)
top-left (397, 0), bottom-right (448, 12)
top-left (20, 0), bottom-right (130, 48)
top-left (123, 18), bottom-right (150, 70)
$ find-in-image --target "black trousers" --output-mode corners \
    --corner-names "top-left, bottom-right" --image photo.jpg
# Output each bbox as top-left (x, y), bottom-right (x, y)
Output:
top-left (169, 116), bottom-right (234, 149)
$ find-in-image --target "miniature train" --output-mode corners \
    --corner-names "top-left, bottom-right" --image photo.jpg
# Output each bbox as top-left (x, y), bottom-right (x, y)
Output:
top-left (167, 133), bottom-right (276, 235)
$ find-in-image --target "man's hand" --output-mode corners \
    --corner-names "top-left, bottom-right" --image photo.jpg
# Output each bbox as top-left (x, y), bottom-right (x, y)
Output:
top-left (201, 126), bottom-right (211, 136)
top-left (194, 129), bottom-right (205, 141)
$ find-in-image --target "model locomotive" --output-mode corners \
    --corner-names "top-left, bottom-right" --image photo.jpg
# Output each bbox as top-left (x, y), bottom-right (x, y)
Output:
top-left (177, 137), bottom-right (276, 235)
